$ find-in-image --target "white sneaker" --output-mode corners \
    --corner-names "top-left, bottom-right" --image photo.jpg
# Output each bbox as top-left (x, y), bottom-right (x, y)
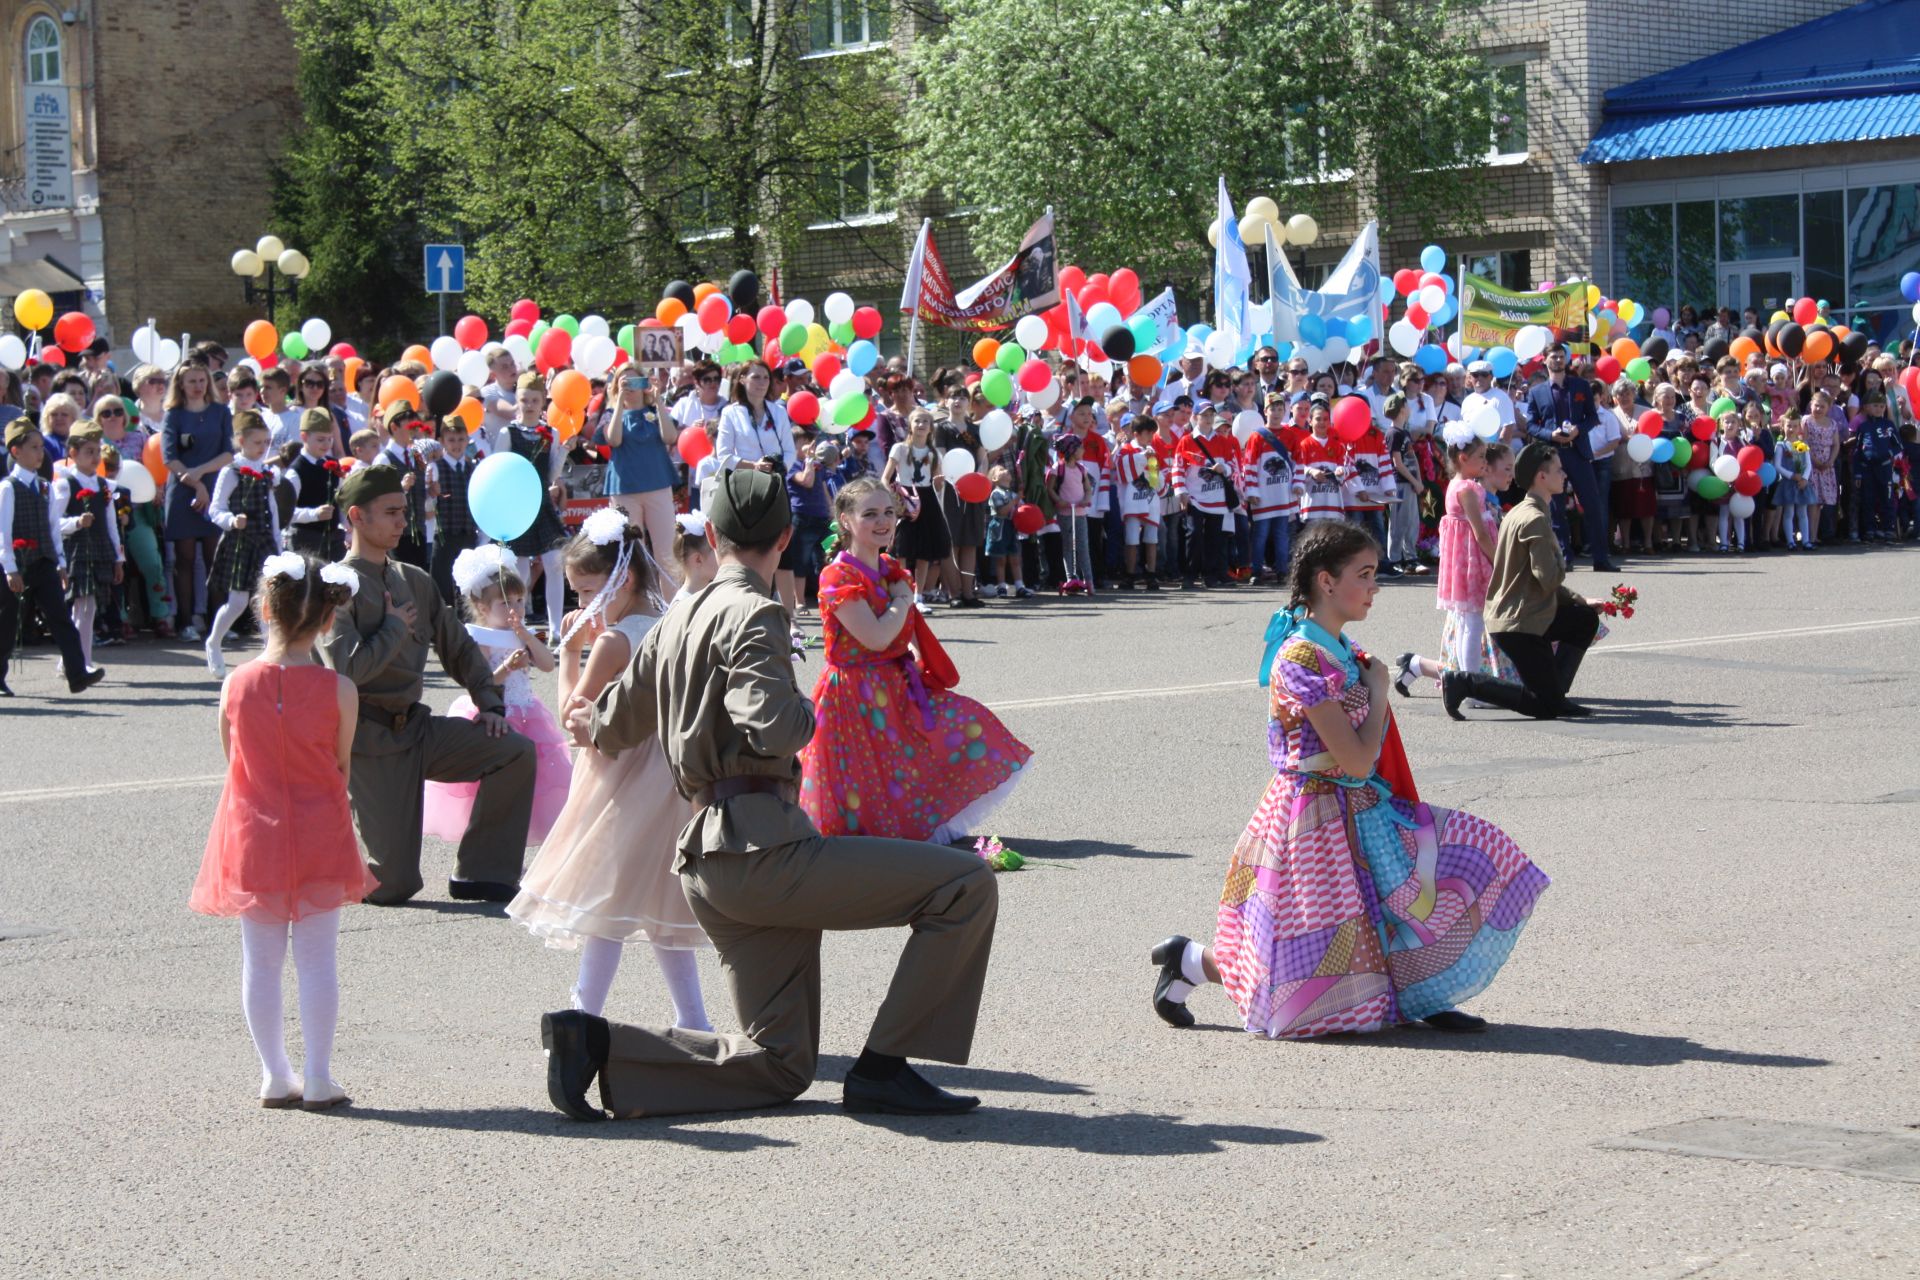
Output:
top-left (205, 645), bottom-right (226, 679)
top-left (180, 624), bottom-right (204, 643)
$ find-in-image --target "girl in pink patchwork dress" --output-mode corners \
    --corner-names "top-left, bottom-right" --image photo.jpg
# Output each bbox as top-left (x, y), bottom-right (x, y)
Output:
top-left (1394, 436), bottom-right (1515, 696)
top-left (1148, 521), bottom-right (1547, 1038)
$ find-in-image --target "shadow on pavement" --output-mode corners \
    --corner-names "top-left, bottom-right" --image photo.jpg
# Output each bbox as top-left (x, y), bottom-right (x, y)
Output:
top-left (1002, 837), bottom-right (1189, 862)
top-left (818, 1053), bottom-right (1091, 1096)
top-left (846, 1106), bottom-right (1323, 1154)
top-left (1296, 1022), bottom-right (1830, 1068)
top-left (335, 1103), bottom-right (800, 1150)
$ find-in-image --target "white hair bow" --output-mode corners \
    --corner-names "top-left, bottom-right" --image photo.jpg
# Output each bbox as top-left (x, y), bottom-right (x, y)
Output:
top-left (451, 543), bottom-right (515, 597)
top-left (318, 563), bottom-right (359, 591)
top-left (260, 551), bottom-right (306, 583)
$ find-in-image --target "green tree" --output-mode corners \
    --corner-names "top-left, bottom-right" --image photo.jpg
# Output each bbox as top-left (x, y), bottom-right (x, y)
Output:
top-left (900, 0), bottom-right (1506, 286)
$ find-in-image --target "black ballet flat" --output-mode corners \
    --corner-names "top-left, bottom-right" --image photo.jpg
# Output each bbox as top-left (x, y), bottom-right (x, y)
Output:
top-left (1440, 671), bottom-right (1468, 721)
top-left (1421, 1010), bottom-right (1488, 1033)
top-left (1392, 652), bottom-right (1415, 699)
top-left (1150, 935), bottom-right (1197, 1029)
top-left (449, 878), bottom-right (520, 903)
top-left (540, 1010), bottom-right (609, 1121)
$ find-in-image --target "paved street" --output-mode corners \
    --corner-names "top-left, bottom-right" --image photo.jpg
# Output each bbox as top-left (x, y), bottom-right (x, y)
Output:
top-left (2, 547), bottom-right (1917, 1278)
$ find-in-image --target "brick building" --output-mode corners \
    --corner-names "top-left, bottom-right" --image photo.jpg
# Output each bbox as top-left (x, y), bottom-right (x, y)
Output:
top-left (0, 0), bottom-right (298, 357)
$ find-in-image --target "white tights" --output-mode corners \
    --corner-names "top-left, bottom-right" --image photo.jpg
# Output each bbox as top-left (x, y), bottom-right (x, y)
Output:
top-left (519, 551), bottom-right (564, 628)
top-left (239, 910), bottom-right (342, 1099)
top-left (207, 589), bottom-right (251, 655)
top-left (571, 936), bottom-right (711, 1031)
top-left (70, 596), bottom-right (96, 674)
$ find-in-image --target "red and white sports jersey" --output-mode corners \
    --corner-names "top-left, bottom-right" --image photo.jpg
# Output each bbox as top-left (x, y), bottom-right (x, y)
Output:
top-left (1293, 431), bottom-right (1348, 522)
top-left (1114, 440), bottom-right (1165, 524)
top-left (1173, 430), bottom-right (1240, 515)
top-left (1240, 432), bottom-right (1299, 520)
top-left (1341, 427), bottom-right (1393, 512)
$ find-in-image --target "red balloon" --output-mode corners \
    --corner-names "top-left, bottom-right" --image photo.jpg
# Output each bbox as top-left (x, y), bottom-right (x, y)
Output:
top-left (453, 314), bottom-right (489, 351)
top-left (1594, 355), bottom-right (1621, 383)
top-left (1017, 359), bottom-right (1052, 393)
top-left (1109, 267), bottom-right (1142, 315)
top-left (509, 299), bottom-right (539, 325)
top-left (763, 342), bottom-right (784, 368)
top-left (786, 390), bottom-right (820, 425)
top-left (1084, 341), bottom-right (1107, 364)
top-left (505, 318), bottom-right (533, 339)
top-left (855, 399), bottom-right (876, 431)
top-left (756, 305), bottom-right (787, 338)
top-left (1012, 502), bottom-right (1045, 535)
top-left (1059, 265), bottom-right (1086, 296)
top-left (329, 342), bottom-right (357, 360)
top-left (812, 352), bottom-right (843, 384)
top-left (534, 327), bottom-right (572, 373)
top-left (1792, 297), bottom-right (1818, 326)
top-left (41, 346), bottom-right (65, 367)
top-left (678, 427), bottom-right (713, 467)
top-left (54, 311), bottom-right (95, 353)
top-left (1079, 283), bottom-right (1110, 310)
top-left (638, 317), bottom-right (664, 328)
top-left (1732, 470), bottom-right (1763, 496)
top-left (1331, 396), bottom-right (1372, 443)
top-left (1086, 273), bottom-right (1110, 295)
top-left (1636, 410), bottom-right (1665, 437)
top-left (1901, 366), bottom-right (1920, 407)
top-left (1406, 304), bottom-right (1429, 329)
top-left (1419, 272), bottom-right (1449, 294)
top-left (696, 294), bottom-right (731, 334)
top-left (954, 471), bottom-right (991, 503)
top-left (1393, 268), bottom-right (1421, 297)
top-left (852, 306), bottom-right (883, 341)
top-left (1736, 444), bottom-right (1766, 471)
top-left (1690, 416), bottom-right (1716, 441)
top-left (726, 313), bottom-right (757, 344)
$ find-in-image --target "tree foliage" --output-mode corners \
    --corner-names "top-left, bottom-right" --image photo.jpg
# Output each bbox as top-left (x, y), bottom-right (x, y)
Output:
top-left (900, 0), bottom-right (1506, 285)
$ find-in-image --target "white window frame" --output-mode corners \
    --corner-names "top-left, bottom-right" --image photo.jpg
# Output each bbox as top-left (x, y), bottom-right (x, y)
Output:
top-left (25, 14), bottom-right (61, 86)
top-left (808, 152), bottom-right (894, 229)
top-left (1487, 54), bottom-right (1532, 162)
top-left (806, 0), bottom-right (888, 56)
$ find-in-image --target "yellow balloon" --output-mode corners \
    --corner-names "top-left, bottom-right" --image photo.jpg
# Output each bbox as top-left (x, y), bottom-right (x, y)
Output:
top-left (13, 289), bottom-right (52, 331)
top-left (1770, 310), bottom-right (1789, 324)
top-left (1585, 284), bottom-right (1601, 309)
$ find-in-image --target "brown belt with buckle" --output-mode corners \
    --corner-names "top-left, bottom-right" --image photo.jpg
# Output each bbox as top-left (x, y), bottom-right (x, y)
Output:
top-left (690, 775), bottom-right (796, 807)
top-left (361, 704), bottom-right (417, 733)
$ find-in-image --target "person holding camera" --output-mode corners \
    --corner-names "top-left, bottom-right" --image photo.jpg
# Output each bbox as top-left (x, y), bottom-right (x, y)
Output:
top-left (600, 368), bottom-right (682, 589)
top-left (715, 359), bottom-right (802, 628)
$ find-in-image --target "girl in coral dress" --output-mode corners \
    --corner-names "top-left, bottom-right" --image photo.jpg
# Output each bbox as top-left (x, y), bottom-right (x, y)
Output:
top-left (800, 477), bottom-right (1031, 843)
top-left (506, 508), bottom-right (710, 1029)
top-left (1149, 522), bottom-right (1548, 1038)
top-left (421, 545), bottom-right (571, 845)
top-left (190, 552), bottom-right (376, 1110)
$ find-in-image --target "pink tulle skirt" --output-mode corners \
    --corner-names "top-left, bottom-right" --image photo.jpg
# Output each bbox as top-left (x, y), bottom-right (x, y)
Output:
top-left (423, 695), bottom-right (573, 845)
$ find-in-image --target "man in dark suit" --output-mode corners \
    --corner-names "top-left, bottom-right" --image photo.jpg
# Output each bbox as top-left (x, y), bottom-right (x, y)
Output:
top-left (1523, 344), bottom-right (1616, 572)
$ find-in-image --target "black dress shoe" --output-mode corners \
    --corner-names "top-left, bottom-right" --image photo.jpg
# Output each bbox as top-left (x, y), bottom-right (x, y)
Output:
top-left (843, 1064), bottom-right (980, 1116)
top-left (0, 677), bottom-right (12, 697)
top-left (1593, 562), bottom-right (1619, 574)
top-left (67, 666), bottom-right (106, 693)
top-left (1149, 935), bottom-right (1197, 1029)
top-left (1555, 701), bottom-right (1594, 718)
top-left (1440, 671), bottom-right (1468, 721)
top-left (1421, 1009), bottom-right (1488, 1032)
top-left (449, 878), bottom-right (520, 902)
top-left (1392, 652), bottom-right (1415, 699)
top-left (540, 1010), bottom-right (609, 1121)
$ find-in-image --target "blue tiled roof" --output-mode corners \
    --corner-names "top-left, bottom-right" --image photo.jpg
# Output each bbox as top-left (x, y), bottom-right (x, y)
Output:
top-left (1583, 90), bottom-right (1920, 163)
top-left (1581, 0), bottom-right (1920, 163)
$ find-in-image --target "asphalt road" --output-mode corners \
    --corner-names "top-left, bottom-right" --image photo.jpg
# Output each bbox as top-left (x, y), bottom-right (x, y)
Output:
top-left (3, 546), bottom-right (1917, 1278)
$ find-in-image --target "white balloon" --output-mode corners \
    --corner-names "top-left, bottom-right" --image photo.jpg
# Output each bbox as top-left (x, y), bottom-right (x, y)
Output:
top-left (786, 298), bottom-right (815, 327)
top-left (1418, 284), bottom-right (1445, 313)
top-left (502, 334), bottom-right (533, 370)
top-left (573, 334), bottom-right (615, 379)
top-left (130, 326), bottom-right (159, 363)
top-left (429, 335), bottom-right (462, 371)
top-left (1232, 410), bottom-right (1263, 444)
top-left (1203, 329), bottom-right (1238, 367)
top-left (1297, 344), bottom-right (1328, 374)
top-left (1513, 326), bottom-right (1548, 361)
top-left (1027, 378), bottom-right (1060, 411)
top-left (697, 328), bottom-right (726, 354)
top-left (1388, 320), bottom-right (1421, 357)
top-left (1626, 434), bottom-right (1656, 463)
top-left (235, 357), bottom-right (262, 379)
top-left (817, 415), bottom-right (848, 437)
top-left (456, 350), bottom-right (489, 388)
top-left (1469, 404), bottom-right (1503, 440)
top-left (113, 461), bottom-right (156, 504)
top-left (823, 292), bottom-right (854, 325)
top-left (1728, 492), bottom-right (1756, 519)
top-left (829, 370), bottom-right (863, 399)
top-left (942, 447), bottom-right (977, 479)
top-left (1910, 300), bottom-right (1920, 326)
top-left (300, 317), bottom-right (332, 351)
top-left (675, 312), bottom-right (704, 343)
top-left (1014, 315), bottom-right (1049, 351)
top-left (1323, 336), bottom-right (1350, 365)
top-left (0, 333), bottom-right (25, 370)
top-left (579, 314), bottom-right (610, 340)
top-left (155, 338), bottom-right (181, 369)
top-left (978, 409), bottom-right (1014, 451)
top-left (1712, 455), bottom-right (1740, 483)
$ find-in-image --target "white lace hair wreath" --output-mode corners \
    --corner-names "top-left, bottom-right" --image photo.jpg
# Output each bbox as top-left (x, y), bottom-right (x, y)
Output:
top-left (1441, 420), bottom-right (1479, 449)
top-left (451, 543), bottom-right (517, 598)
top-left (260, 551), bottom-right (358, 593)
top-left (557, 506), bottom-right (667, 648)
top-left (675, 512), bottom-right (707, 540)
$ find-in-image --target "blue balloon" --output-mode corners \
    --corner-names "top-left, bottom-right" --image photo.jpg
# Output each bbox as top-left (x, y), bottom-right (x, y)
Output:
top-left (1085, 302), bottom-right (1123, 335)
top-left (845, 339), bottom-right (878, 376)
top-left (1273, 340), bottom-right (1293, 360)
top-left (1903, 272), bottom-right (1920, 303)
top-left (1377, 277), bottom-right (1397, 306)
top-left (1187, 323), bottom-right (1213, 349)
top-left (1488, 346), bottom-right (1518, 378)
top-left (1419, 244), bottom-right (1447, 275)
top-left (1162, 325), bottom-right (1185, 356)
top-left (469, 451), bottom-right (542, 543)
top-left (1298, 313), bottom-right (1328, 346)
top-left (1346, 314), bottom-right (1373, 344)
top-left (1128, 313), bottom-right (1158, 351)
top-left (1413, 345), bottom-right (1446, 374)
top-left (1650, 437), bottom-right (1675, 464)
top-left (1431, 297), bottom-right (1456, 326)
top-left (1758, 462), bottom-right (1777, 486)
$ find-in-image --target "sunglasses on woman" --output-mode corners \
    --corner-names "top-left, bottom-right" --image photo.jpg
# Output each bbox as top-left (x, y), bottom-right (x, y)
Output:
top-left (96, 406), bottom-right (125, 418)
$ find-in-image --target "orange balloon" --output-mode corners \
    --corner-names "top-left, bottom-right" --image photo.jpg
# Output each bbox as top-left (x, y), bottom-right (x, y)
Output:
top-left (401, 344), bottom-right (432, 367)
top-left (692, 282), bottom-right (720, 305)
top-left (549, 405), bottom-right (584, 442)
top-left (1803, 330), bottom-right (1834, 363)
top-left (342, 357), bottom-right (365, 394)
top-left (549, 369), bottom-right (590, 415)
top-left (1610, 337), bottom-right (1640, 363)
top-left (378, 375), bottom-right (420, 411)
top-left (655, 297), bottom-right (687, 326)
top-left (1763, 330), bottom-right (1780, 358)
top-left (141, 433), bottom-right (168, 488)
top-left (972, 338), bottom-right (1000, 370)
top-left (1729, 336), bottom-right (1760, 365)
top-left (1127, 354), bottom-right (1163, 386)
top-left (453, 397), bottom-right (483, 432)
top-left (243, 320), bottom-right (277, 362)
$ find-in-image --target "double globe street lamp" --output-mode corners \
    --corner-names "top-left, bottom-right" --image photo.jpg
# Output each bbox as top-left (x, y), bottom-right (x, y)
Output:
top-left (231, 235), bottom-right (311, 314)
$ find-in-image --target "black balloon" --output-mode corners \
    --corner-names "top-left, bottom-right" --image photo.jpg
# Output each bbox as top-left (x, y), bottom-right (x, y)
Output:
top-left (728, 269), bottom-right (760, 311)
top-left (1704, 337), bottom-right (1729, 362)
top-left (1642, 335), bottom-right (1669, 363)
top-left (421, 370), bottom-right (463, 418)
top-left (664, 279), bottom-right (697, 309)
top-left (1843, 330), bottom-right (1872, 362)
top-left (1100, 324), bottom-right (1135, 362)
top-left (1740, 325), bottom-right (1766, 346)
top-left (1777, 322), bottom-right (1806, 357)
top-left (1765, 319), bottom-right (1786, 352)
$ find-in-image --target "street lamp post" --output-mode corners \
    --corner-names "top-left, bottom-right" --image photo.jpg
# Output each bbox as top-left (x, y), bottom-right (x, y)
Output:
top-left (230, 235), bottom-right (310, 315)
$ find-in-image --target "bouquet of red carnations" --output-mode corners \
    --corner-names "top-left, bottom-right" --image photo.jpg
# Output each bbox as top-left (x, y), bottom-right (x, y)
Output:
top-left (1598, 584), bottom-right (1638, 619)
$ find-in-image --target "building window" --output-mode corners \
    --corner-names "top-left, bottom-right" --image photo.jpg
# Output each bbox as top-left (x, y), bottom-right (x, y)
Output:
top-left (25, 15), bottom-right (61, 85)
top-left (1489, 59), bottom-right (1529, 157)
top-left (1283, 99), bottom-right (1331, 180)
top-left (814, 153), bottom-right (891, 224)
top-left (1612, 203), bottom-right (1676, 314)
top-left (810, 0), bottom-right (889, 53)
top-left (1719, 194), bottom-right (1799, 262)
top-left (1676, 201), bottom-right (1716, 316)
top-left (1464, 251), bottom-right (1532, 289)
top-left (679, 187), bottom-right (725, 240)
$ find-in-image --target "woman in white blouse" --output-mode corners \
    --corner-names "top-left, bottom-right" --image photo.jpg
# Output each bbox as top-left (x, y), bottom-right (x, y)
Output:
top-left (714, 359), bottom-right (801, 622)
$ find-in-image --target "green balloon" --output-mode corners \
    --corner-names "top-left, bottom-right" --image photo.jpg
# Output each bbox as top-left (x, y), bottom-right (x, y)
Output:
top-left (1669, 438), bottom-right (1692, 467)
top-left (1626, 357), bottom-right (1651, 382)
top-left (980, 368), bottom-right (1013, 407)
top-left (616, 324), bottom-right (635, 356)
top-left (554, 314), bottom-right (580, 337)
top-left (1710, 395), bottom-right (1736, 418)
top-left (833, 393), bottom-right (868, 426)
top-left (994, 342), bottom-right (1024, 374)
top-left (530, 320), bottom-right (550, 347)
top-left (121, 396), bottom-right (140, 421)
top-left (828, 319), bottom-right (856, 347)
top-left (1696, 474), bottom-right (1730, 499)
top-left (281, 332), bottom-right (310, 360)
top-left (780, 322), bottom-right (808, 352)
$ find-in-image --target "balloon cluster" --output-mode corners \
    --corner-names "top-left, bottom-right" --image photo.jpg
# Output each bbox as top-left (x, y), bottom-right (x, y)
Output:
top-left (240, 316), bottom-right (348, 368)
top-left (1207, 196), bottom-right (1319, 258)
top-left (1384, 244), bottom-right (1459, 373)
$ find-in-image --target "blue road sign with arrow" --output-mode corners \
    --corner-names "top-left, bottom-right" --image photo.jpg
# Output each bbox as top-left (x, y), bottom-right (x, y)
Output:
top-left (424, 244), bottom-right (466, 294)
